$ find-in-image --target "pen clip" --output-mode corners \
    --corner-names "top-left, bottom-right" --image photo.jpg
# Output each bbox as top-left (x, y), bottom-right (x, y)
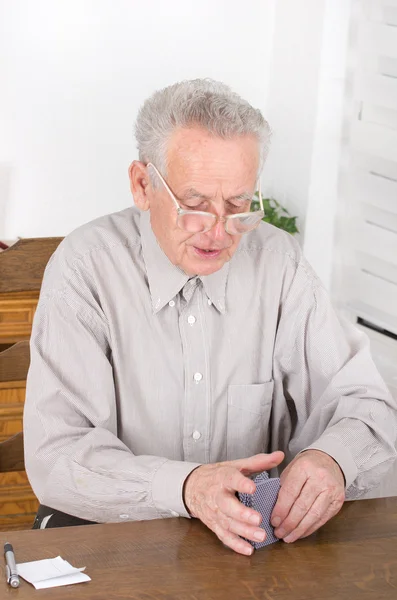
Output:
top-left (6, 564), bottom-right (11, 584)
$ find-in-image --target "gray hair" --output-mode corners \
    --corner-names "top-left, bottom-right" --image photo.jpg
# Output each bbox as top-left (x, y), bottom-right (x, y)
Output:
top-left (134, 79), bottom-right (270, 183)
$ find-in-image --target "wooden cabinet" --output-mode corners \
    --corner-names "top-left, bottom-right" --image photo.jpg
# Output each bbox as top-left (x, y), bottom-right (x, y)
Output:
top-left (0, 381), bottom-right (37, 530)
top-left (0, 238), bottom-right (62, 530)
top-left (0, 291), bottom-right (39, 345)
top-left (0, 356), bottom-right (38, 530)
top-left (0, 382), bottom-right (25, 442)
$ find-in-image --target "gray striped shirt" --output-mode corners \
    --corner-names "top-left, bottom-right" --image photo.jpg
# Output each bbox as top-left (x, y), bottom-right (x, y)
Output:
top-left (24, 207), bottom-right (397, 522)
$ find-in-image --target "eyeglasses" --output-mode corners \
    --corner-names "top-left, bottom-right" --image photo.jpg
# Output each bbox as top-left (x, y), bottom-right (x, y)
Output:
top-left (147, 163), bottom-right (264, 235)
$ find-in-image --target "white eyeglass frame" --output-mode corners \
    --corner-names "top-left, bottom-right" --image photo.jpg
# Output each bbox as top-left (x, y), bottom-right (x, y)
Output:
top-left (147, 162), bottom-right (264, 235)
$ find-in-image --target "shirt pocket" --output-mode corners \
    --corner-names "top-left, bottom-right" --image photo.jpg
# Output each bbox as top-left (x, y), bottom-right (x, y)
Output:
top-left (226, 381), bottom-right (274, 460)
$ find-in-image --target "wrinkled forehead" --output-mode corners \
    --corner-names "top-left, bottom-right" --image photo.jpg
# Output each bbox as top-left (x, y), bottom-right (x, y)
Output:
top-left (166, 127), bottom-right (260, 187)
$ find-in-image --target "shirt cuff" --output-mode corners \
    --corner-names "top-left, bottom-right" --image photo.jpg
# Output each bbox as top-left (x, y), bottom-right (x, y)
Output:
top-left (301, 435), bottom-right (358, 489)
top-left (151, 459), bottom-right (201, 519)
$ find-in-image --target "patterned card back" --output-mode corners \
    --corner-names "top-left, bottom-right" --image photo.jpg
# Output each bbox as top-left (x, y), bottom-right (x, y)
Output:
top-left (238, 471), bottom-right (281, 549)
top-left (251, 477), bottom-right (280, 548)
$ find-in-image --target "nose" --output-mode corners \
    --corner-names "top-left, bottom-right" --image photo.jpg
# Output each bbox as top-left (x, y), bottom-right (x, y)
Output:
top-left (208, 218), bottom-right (229, 242)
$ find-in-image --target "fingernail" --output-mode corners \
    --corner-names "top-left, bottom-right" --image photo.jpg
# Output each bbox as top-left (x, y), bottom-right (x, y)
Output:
top-left (284, 534), bottom-right (294, 543)
top-left (249, 514), bottom-right (261, 525)
top-left (276, 529), bottom-right (285, 539)
top-left (244, 546), bottom-right (253, 556)
top-left (254, 530), bottom-right (266, 542)
top-left (271, 517), bottom-right (281, 528)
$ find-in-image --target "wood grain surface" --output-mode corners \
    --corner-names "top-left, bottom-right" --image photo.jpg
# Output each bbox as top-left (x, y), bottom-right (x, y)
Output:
top-left (0, 432), bottom-right (24, 472)
top-left (0, 292), bottom-right (39, 344)
top-left (0, 238), bottom-right (62, 293)
top-left (0, 497), bottom-right (396, 599)
top-left (0, 342), bottom-right (36, 529)
top-left (0, 342), bottom-right (30, 383)
top-left (0, 238), bottom-right (62, 528)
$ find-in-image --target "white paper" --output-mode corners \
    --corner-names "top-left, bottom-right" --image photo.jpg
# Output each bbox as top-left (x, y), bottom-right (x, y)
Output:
top-left (17, 556), bottom-right (91, 589)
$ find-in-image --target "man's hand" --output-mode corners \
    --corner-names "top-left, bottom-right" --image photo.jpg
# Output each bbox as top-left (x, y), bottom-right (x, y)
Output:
top-left (271, 449), bottom-right (345, 543)
top-left (184, 452), bottom-right (284, 555)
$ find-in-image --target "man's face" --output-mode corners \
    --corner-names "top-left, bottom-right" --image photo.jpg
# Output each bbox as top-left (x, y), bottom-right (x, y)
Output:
top-left (138, 127), bottom-right (259, 276)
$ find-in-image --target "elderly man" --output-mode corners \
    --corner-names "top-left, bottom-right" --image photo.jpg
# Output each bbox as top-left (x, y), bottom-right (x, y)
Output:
top-left (24, 79), bottom-right (396, 555)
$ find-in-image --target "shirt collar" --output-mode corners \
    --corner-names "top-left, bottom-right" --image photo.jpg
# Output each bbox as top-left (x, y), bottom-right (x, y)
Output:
top-left (201, 266), bottom-right (228, 314)
top-left (140, 210), bottom-right (228, 315)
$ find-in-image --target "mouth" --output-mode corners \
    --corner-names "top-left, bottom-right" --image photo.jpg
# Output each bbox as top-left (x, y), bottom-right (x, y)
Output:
top-left (193, 247), bottom-right (223, 259)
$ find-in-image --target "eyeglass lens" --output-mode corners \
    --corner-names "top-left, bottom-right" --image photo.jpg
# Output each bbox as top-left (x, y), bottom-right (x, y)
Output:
top-left (177, 211), bottom-right (263, 234)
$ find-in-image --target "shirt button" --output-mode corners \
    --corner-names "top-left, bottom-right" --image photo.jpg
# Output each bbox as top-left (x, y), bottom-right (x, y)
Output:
top-left (192, 430), bottom-right (201, 440)
top-left (207, 299), bottom-right (212, 306)
top-left (170, 510), bottom-right (179, 517)
top-left (187, 315), bottom-right (196, 325)
top-left (193, 372), bottom-right (203, 382)
top-left (119, 514), bottom-right (129, 519)
top-left (169, 300), bottom-right (175, 307)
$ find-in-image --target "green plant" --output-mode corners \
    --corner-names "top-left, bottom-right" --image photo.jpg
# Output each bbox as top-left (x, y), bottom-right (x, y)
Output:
top-left (251, 193), bottom-right (299, 235)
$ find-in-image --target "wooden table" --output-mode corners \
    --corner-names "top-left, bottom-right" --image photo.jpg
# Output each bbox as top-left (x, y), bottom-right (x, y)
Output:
top-left (1, 497), bottom-right (396, 599)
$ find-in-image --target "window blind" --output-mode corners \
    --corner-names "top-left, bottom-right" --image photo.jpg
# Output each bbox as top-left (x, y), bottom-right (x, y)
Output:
top-left (345, 0), bottom-right (397, 336)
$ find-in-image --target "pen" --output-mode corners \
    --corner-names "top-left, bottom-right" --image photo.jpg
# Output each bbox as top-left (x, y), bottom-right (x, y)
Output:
top-left (4, 543), bottom-right (20, 588)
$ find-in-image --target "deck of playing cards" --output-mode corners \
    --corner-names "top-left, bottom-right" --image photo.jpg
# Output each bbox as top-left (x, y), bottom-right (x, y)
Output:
top-left (238, 471), bottom-right (281, 549)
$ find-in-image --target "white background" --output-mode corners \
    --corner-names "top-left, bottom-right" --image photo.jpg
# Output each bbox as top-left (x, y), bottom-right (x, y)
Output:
top-left (0, 0), bottom-right (351, 290)
top-left (0, 0), bottom-right (273, 237)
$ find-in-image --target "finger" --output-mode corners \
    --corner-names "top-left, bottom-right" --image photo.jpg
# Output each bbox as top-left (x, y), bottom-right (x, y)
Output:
top-left (282, 490), bottom-right (331, 543)
top-left (222, 468), bottom-right (257, 496)
top-left (299, 518), bottom-right (323, 540)
top-left (217, 490), bottom-right (263, 527)
top-left (219, 515), bottom-right (267, 545)
top-left (212, 522), bottom-right (254, 556)
top-left (270, 466), bottom-right (307, 528)
top-left (273, 480), bottom-right (321, 539)
top-left (232, 451), bottom-right (284, 476)
top-left (297, 494), bottom-right (344, 541)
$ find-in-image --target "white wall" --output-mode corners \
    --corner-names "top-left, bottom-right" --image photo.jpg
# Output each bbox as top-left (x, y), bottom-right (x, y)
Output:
top-left (262, 0), bottom-right (326, 226)
top-left (0, 0), bottom-right (274, 238)
top-left (262, 0), bottom-right (352, 290)
top-left (0, 0), bottom-right (357, 293)
top-left (302, 0), bottom-right (352, 290)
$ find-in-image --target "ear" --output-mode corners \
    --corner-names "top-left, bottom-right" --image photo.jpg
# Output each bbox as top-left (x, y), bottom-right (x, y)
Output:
top-left (128, 161), bottom-right (151, 211)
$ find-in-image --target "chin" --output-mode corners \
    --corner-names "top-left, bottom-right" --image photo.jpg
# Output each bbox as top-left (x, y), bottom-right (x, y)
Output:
top-left (183, 258), bottom-right (227, 277)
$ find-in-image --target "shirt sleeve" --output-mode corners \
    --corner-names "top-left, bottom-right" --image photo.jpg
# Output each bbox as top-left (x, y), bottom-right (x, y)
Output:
top-left (275, 259), bottom-right (397, 499)
top-left (24, 257), bottom-right (199, 522)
